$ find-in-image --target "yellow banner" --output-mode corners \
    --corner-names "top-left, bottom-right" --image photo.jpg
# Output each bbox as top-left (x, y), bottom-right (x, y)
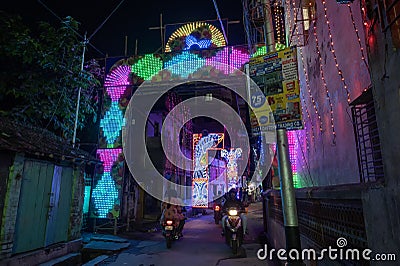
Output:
top-left (249, 46), bottom-right (303, 131)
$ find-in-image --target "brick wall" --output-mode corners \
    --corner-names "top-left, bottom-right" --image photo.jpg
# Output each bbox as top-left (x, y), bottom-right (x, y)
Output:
top-left (0, 154), bottom-right (24, 259)
top-left (68, 166), bottom-right (85, 240)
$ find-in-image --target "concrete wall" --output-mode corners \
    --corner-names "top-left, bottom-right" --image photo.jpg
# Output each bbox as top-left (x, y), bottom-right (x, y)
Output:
top-left (358, 0), bottom-right (400, 263)
top-left (295, 0), bottom-right (371, 186)
top-left (68, 167), bottom-right (85, 240)
top-left (0, 154), bottom-right (24, 259)
top-left (366, 0), bottom-right (400, 189)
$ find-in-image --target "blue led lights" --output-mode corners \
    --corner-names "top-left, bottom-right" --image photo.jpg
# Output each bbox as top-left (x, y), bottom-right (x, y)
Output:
top-left (100, 102), bottom-right (125, 147)
top-left (184, 35), bottom-right (212, 50)
top-left (164, 52), bottom-right (206, 78)
top-left (92, 149), bottom-right (122, 218)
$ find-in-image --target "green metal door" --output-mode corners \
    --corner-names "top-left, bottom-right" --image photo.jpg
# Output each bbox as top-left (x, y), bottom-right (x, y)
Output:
top-left (13, 160), bottom-right (53, 254)
top-left (45, 166), bottom-right (73, 245)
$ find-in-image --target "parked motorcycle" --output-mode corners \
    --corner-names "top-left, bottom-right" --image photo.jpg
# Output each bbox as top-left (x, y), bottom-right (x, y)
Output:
top-left (162, 219), bottom-right (179, 248)
top-left (213, 203), bottom-right (222, 224)
top-left (223, 207), bottom-right (244, 254)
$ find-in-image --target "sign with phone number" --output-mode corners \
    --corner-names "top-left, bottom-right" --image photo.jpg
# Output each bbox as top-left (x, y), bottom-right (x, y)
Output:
top-left (249, 46), bottom-right (303, 132)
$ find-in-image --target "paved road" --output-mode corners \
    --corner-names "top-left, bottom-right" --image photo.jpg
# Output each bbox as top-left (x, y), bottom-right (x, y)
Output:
top-left (100, 202), bottom-right (276, 266)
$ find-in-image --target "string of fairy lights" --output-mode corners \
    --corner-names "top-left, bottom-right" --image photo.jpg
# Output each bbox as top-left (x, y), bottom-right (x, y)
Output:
top-left (299, 47), bottom-right (322, 134)
top-left (285, 0), bottom-right (293, 46)
top-left (321, 0), bottom-right (351, 103)
top-left (273, 0), bottom-right (284, 44)
top-left (313, 23), bottom-right (337, 144)
top-left (347, 3), bottom-right (370, 73)
top-left (290, 0), bottom-right (319, 148)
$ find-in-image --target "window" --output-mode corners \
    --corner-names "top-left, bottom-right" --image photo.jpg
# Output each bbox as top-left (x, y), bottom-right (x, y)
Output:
top-left (350, 88), bottom-right (384, 182)
top-left (292, 0), bottom-right (316, 46)
top-left (384, 0), bottom-right (400, 48)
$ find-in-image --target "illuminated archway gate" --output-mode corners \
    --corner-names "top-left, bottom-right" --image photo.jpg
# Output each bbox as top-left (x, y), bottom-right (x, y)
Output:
top-left (192, 133), bottom-right (224, 208)
top-left (93, 21), bottom-right (301, 219)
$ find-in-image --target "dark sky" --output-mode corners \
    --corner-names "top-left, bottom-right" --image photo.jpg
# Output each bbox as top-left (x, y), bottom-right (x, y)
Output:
top-left (2, 0), bottom-right (245, 59)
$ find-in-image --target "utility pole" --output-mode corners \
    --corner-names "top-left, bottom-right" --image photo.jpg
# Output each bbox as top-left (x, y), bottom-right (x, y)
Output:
top-left (72, 33), bottom-right (87, 148)
top-left (260, 0), bottom-right (303, 264)
top-left (149, 14), bottom-right (165, 53)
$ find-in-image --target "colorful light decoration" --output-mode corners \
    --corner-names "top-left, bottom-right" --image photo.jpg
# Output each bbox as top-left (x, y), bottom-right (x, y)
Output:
top-left (299, 46), bottom-right (322, 136)
top-left (221, 148), bottom-right (243, 190)
top-left (184, 35), bottom-right (212, 50)
top-left (95, 64), bottom-right (131, 218)
top-left (313, 23), bottom-right (337, 144)
top-left (165, 22), bottom-right (227, 53)
top-left (97, 40), bottom-right (307, 212)
top-left (272, 0), bottom-right (285, 44)
top-left (192, 133), bottom-right (224, 207)
top-left (347, 4), bottom-right (370, 73)
top-left (93, 149), bottom-right (122, 218)
top-left (206, 47), bottom-right (250, 74)
top-left (321, 0), bottom-right (351, 103)
top-left (192, 178), bottom-right (209, 207)
top-left (104, 65), bottom-right (131, 101)
top-left (287, 131), bottom-right (301, 188)
top-left (131, 54), bottom-right (163, 80)
top-left (164, 52), bottom-right (206, 78)
top-left (100, 102), bottom-right (126, 147)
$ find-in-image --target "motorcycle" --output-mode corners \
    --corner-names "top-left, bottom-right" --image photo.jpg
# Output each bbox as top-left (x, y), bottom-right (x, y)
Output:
top-left (162, 219), bottom-right (179, 248)
top-left (223, 207), bottom-right (244, 254)
top-left (213, 203), bottom-right (222, 224)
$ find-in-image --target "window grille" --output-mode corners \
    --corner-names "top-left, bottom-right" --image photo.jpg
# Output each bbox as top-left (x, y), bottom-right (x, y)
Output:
top-left (350, 88), bottom-right (384, 182)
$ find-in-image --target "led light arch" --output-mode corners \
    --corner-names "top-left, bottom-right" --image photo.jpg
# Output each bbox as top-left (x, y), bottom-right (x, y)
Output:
top-left (165, 22), bottom-right (227, 52)
top-left (96, 41), bottom-right (305, 217)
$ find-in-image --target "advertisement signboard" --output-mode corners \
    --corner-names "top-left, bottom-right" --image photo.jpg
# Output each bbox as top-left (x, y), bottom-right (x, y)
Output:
top-left (249, 46), bottom-right (303, 132)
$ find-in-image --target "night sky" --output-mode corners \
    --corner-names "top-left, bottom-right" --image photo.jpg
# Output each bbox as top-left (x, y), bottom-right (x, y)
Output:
top-left (2, 0), bottom-right (246, 59)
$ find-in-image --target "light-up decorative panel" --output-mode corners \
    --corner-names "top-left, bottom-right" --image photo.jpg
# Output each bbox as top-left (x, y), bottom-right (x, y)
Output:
top-left (100, 102), bottom-right (126, 147)
top-left (206, 47), bottom-right (250, 74)
top-left (192, 133), bottom-right (224, 207)
top-left (101, 65), bottom-right (132, 148)
top-left (96, 40), bottom-right (304, 216)
top-left (164, 52), bottom-right (206, 78)
top-left (93, 149), bottom-right (122, 218)
top-left (287, 130), bottom-right (300, 188)
top-left (221, 148), bottom-right (243, 190)
top-left (165, 22), bottom-right (227, 52)
top-left (131, 54), bottom-right (163, 80)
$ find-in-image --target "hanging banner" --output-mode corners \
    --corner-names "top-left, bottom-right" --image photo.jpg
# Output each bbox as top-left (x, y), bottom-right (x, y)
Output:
top-left (249, 46), bottom-right (303, 131)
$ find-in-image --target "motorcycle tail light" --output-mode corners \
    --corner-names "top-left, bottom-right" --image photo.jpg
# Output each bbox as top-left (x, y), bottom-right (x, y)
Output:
top-left (166, 220), bottom-right (173, 225)
top-left (215, 205), bottom-right (220, 211)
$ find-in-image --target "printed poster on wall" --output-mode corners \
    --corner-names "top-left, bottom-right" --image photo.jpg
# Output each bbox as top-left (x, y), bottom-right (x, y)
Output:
top-left (249, 46), bottom-right (303, 131)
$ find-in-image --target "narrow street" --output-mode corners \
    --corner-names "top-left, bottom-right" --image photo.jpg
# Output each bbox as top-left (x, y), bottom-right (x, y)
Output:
top-left (99, 202), bottom-right (276, 266)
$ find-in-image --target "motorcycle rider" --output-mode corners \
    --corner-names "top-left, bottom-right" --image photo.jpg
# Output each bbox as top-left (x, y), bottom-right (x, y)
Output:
top-left (160, 189), bottom-right (186, 237)
top-left (221, 187), bottom-right (248, 236)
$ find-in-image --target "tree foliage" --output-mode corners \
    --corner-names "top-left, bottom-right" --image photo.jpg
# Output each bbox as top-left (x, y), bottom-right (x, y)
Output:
top-left (0, 12), bottom-right (103, 141)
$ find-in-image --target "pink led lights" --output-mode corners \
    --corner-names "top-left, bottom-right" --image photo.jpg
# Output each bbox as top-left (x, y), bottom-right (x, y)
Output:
top-left (206, 47), bottom-right (250, 74)
top-left (104, 65), bottom-right (131, 101)
top-left (97, 149), bottom-right (123, 172)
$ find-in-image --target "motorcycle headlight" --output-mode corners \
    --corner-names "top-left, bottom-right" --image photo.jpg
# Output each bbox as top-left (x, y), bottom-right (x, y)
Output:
top-left (228, 209), bottom-right (238, 216)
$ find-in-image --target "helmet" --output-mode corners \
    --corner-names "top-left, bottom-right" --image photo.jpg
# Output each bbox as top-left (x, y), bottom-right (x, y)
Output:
top-left (228, 188), bottom-right (237, 198)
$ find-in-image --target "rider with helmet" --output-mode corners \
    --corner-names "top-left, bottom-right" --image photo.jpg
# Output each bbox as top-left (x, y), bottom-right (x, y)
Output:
top-left (221, 187), bottom-right (248, 236)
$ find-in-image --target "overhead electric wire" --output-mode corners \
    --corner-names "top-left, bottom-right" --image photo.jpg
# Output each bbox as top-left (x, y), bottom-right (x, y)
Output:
top-left (37, 0), bottom-right (105, 56)
top-left (88, 0), bottom-right (125, 41)
top-left (212, 0), bottom-right (229, 45)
